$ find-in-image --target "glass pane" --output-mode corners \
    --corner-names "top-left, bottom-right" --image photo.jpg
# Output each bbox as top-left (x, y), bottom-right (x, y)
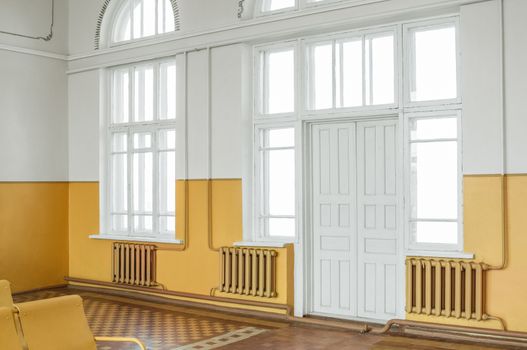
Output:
top-left (412, 221), bottom-right (458, 244)
top-left (370, 34), bottom-right (394, 105)
top-left (143, 0), bottom-right (156, 37)
top-left (158, 0), bottom-right (175, 33)
top-left (111, 154), bottom-right (128, 212)
top-left (266, 49), bottom-right (295, 114)
top-left (310, 43), bottom-right (333, 110)
top-left (268, 218), bottom-right (295, 237)
top-left (111, 215), bottom-right (129, 232)
top-left (134, 215), bottom-right (153, 233)
top-left (112, 133), bottom-right (128, 152)
top-left (159, 129), bottom-right (176, 150)
top-left (159, 61), bottom-right (176, 120)
top-left (411, 25), bottom-right (457, 101)
top-left (263, 0), bottom-right (295, 11)
top-left (268, 149), bottom-right (295, 216)
top-left (113, 3), bottom-right (131, 42)
top-left (159, 150), bottom-right (176, 214)
top-left (265, 128), bottom-right (294, 148)
top-left (410, 141), bottom-right (458, 219)
top-left (410, 117), bottom-right (457, 140)
top-left (338, 39), bottom-right (363, 108)
top-left (133, 152), bottom-right (153, 212)
top-left (133, 132), bottom-right (152, 149)
top-left (133, 0), bottom-right (142, 39)
top-left (112, 69), bottom-right (130, 124)
top-left (134, 65), bottom-right (154, 122)
top-left (159, 216), bottom-right (175, 234)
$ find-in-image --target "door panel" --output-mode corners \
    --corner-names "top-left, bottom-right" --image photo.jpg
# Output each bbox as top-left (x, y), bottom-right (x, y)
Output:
top-left (357, 120), bottom-right (399, 320)
top-left (312, 123), bottom-right (357, 317)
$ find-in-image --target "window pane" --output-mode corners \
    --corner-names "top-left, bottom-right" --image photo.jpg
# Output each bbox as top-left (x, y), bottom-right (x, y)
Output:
top-left (263, 0), bottom-right (295, 12)
top-left (133, 132), bottom-right (152, 149)
top-left (134, 215), bottom-right (153, 233)
top-left (338, 39), bottom-right (363, 108)
top-left (133, 0), bottom-right (142, 39)
top-left (411, 25), bottom-right (457, 101)
top-left (159, 62), bottom-right (176, 120)
top-left (133, 152), bottom-right (153, 212)
top-left (111, 154), bottom-right (128, 212)
top-left (159, 129), bottom-right (176, 150)
top-left (310, 43), bottom-right (333, 110)
top-left (159, 216), bottom-right (175, 234)
top-left (159, 151), bottom-right (175, 214)
top-left (268, 218), bottom-right (295, 237)
top-left (265, 128), bottom-right (294, 148)
top-left (112, 69), bottom-right (130, 124)
top-left (268, 149), bottom-right (295, 216)
top-left (113, 3), bottom-right (131, 42)
top-left (112, 133), bottom-right (128, 152)
top-left (410, 117), bottom-right (457, 140)
top-left (158, 0), bottom-right (175, 33)
top-left (134, 66), bottom-right (154, 122)
top-left (370, 34), bottom-right (394, 105)
top-left (411, 141), bottom-right (458, 219)
top-left (143, 0), bottom-right (156, 37)
top-left (265, 49), bottom-right (295, 114)
top-left (412, 221), bottom-right (457, 244)
top-left (111, 214), bottom-right (129, 232)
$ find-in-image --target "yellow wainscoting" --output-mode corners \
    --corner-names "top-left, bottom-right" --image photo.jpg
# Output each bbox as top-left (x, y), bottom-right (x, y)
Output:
top-left (407, 175), bottom-right (527, 332)
top-left (68, 180), bottom-right (294, 314)
top-left (0, 182), bottom-right (69, 293)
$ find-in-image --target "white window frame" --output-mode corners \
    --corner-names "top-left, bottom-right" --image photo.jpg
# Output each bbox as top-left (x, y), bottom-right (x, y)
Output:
top-left (403, 18), bottom-right (461, 108)
top-left (254, 41), bottom-right (298, 119)
top-left (255, 0), bottom-right (385, 17)
top-left (302, 26), bottom-right (399, 114)
top-left (97, 57), bottom-right (179, 244)
top-left (404, 110), bottom-right (463, 252)
top-left (108, 0), bottom-right (177, 47)
top-left (253, 123), bottom-right (298, 242)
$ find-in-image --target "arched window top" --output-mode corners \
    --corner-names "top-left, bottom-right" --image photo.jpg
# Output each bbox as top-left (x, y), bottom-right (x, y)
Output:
top-left (96, 0), bottom-right (180, 49)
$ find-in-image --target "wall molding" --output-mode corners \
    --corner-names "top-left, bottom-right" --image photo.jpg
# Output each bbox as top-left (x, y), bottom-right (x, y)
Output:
top-left (0, 0), bottom-right (54, 41)
top-left (0, 43), bottom-right (67, 61)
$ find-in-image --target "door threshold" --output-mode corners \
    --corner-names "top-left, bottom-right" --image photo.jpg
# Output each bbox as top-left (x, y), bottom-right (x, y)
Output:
top-left (307, 312), bottom-right (387, 325)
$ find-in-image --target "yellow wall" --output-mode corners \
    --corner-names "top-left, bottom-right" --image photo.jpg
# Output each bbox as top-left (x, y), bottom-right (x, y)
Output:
top-left (68, 180), bottom-right (294, 312)
top-left (0, 183), bottom-right (69, 293)
top-left (407, 175), bottom-right (527, 332)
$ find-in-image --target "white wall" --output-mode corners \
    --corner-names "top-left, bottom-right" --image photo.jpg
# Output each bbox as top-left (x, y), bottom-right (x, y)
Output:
top-left (68, 70), bottom-right (100, 181)
top-left (0, 0), bottom-right (68, 182)
top-left (460, 0), bottom-right (503, 175)
top-left (504, 0), bottom-right (527, 174)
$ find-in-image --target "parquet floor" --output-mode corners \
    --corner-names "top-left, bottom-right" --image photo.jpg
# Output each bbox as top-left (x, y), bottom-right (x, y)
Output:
top-left (13, 288), bottom-right (516, 350)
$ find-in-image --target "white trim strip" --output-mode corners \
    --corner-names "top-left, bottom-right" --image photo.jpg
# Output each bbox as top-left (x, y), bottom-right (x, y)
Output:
top-left (89, 233), bottom-right (183, 244)
top-left (0, 44), bottom-right (67, 60)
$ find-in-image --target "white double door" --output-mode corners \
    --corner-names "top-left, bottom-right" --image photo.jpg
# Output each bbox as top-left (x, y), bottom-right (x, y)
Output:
top-left (311, 119), bottom-right (400, 321)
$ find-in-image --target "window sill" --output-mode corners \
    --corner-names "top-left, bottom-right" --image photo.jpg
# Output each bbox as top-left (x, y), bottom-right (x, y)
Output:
top-left (89, 234), bottom-right (183, 245)
top-left (233, 241), bottom-right (291, 248)
top-left (405, 250), bottom-right (474, 260)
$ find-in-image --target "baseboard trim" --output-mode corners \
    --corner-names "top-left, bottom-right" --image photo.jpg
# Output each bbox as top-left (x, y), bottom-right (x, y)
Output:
top-left (64, 276), bottom-right (291, 317)
top-left (12, 283), bottom-right (68, 296)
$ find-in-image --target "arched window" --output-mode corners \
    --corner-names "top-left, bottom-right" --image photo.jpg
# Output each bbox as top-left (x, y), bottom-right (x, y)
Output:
top-left (96, 0), bottom-right (180, 48)
top-left (102, 0), bottom-right (179, 46)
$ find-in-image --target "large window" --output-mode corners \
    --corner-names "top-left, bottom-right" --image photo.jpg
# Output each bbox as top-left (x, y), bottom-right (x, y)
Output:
top-left (254, 18), bottom-right (462, 252)
top-left (407, 113), bottom-right (461, 250)
top-left (106, 58), bottom-right (177, 242)
top-left (112, 0), bottom-right (177, 44)
top-left (256, 127), bottom-right (296, 238)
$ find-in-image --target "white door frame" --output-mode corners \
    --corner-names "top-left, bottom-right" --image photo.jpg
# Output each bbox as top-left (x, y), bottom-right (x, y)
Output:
top-left (298, 114), bottom-right (405, 322)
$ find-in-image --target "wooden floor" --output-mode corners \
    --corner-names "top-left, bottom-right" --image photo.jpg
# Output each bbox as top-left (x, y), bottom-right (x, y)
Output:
top-left (13, 287), bottom-right (515, 350)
